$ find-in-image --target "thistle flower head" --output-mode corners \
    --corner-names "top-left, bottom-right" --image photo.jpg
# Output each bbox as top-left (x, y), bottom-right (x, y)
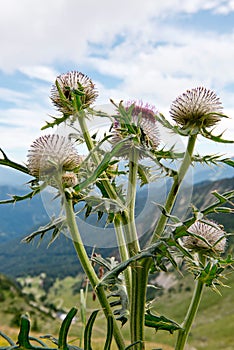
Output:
top-left (27, 134), bottom-right (83, 179)
top-left (51, 71), bottom-right (98, 115)
top-left (183, 220), bottom-right (227, 254)
top-left (111, 101), bottom-right (160, 157)
top-left (62, 172), bottom-right (78, 188)
top-left (170, 87), bottom-right (223, 132)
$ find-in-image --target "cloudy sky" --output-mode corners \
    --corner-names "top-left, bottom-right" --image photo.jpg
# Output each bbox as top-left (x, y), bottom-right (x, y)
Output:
top-left (1, 0), bottom-right (234, 165)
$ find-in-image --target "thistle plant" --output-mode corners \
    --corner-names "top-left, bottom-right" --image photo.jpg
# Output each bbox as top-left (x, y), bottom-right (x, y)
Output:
top-left (0, 71), bottom-right (234, 350)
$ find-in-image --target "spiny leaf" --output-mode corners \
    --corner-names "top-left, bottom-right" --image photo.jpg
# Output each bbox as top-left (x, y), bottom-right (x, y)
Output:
top-left (98, 241), bottom-right (173, 288)
top-left (201, 128), bottom-right (234, 143)
top-left (137, 164), bottom-right (151, 186)
top-left (155, 203), bottom-right (181, 224)
top-left (84, 310), bottom-right (99, 350)
top-left (145, 311), bottom-right (181, 333)
top-left (41, 114), bottom-right (70, 130)
top-left (22, 216), bottom-right (66, 244)
top-left (74, 136), bottom-right (132, 193)
top-left (222, 158), bottom-right (234, 167)
top-left (124, 341), bottom-right (142, 350)
top-left (58, 308), bottom-right (78, 350)
top-left (0, 182), bottom-right (46, 205)
top-left (84, 196), bottom-right (125, 213)
top-left (0, 148), bottom-right (29, 174)
top-left (103, 316), bottom-right (113, 350)
top-left (28, 336), bottom-right (48, 347)
top-left (202, 190), bottom-right (234, 215)
top-left (0, 331), bottom-right (15, 346)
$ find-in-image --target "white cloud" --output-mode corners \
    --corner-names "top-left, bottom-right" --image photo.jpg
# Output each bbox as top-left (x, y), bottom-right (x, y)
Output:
top-left (213, 0), bottom-right (234, 13)
top-left (1, 0), bottom-right (234, 160)
top-left (0, 0), bottom-right (234, 72)
top-left (0, 88), bottom-right (30, 105)
top-left (19, 66), bottom-right (59, 82)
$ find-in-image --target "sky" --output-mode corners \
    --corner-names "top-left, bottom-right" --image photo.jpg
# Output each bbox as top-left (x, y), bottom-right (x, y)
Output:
top-left (1, 0), bottom-right (234, 167)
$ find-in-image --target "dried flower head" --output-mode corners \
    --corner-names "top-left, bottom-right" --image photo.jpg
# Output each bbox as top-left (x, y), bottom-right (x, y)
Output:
top-left (51, 71), bottom-right (98, 115)
top-left (111, 101), bottom-right (160, 157)
top-left (27, 134), bottom-right (83, 179)
top-left (170, 87), bottom-right (223, 131)
top-left (183, 220), bottom-right (227, 254)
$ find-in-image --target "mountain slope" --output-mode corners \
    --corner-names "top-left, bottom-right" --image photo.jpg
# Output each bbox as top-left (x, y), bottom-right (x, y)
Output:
top-left (0, 176), bottom-right (233, 279)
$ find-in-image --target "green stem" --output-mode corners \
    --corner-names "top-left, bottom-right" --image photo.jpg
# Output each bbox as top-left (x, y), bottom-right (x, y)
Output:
top-left (130, 262), bottom-right (148, 350)
top-left (151, 134), bottom-right (197, 243)
top-left (64, 198), bottom-right (125, 350)
top-left (114, 214), bottom-right (132, 299)
top-left (175, 254), bottom-right (206, 350)
top-left (125, 147), bottom-right (140, 256)
top-left (141, 134), bottom-right (197, 348)
top-left (76, 113), bottom-right (128, 247)
top-left (0, 157), bottom-right (29, 175)
top-left (77, 114), bottom-right (131, 297)
top-left (123, 148), bottom-right (145, 349)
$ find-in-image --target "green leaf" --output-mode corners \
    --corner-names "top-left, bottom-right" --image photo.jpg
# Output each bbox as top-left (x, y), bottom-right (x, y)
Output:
top-left (17, 315), bottom-right (33, 349)
top-left (58, 308), bottom-right (78, 350)
top-left (0, 182), bottom-right (46, 205)
top-left (84, 310), bottom-right (99, 350)
top-left (0, 148), bottom-right (29, 174)
top-left (137, 163), bottom-right (151, 186)
top-left (74, 136), bottom-right (132, 193)
top-left (22, 215), bottom-right (66, 245)
top-left (201, 128), bottom-right (234, 143)
top-left (0, 331), bottom-right (15, 346)
top-left (145, 311), bottom-right (181, 334)
top-left (84, 196), bottom-right (125, 213)
top-left (103, 316), bottom-right (113, 350)
top-left (222, 158), bottom-right (234, 167)
top-left (155, 203), bottom-right (181, 224)
top-left (124, 341), bottom-right (142, 350)
top-left (41, 114), bottom-right (70, 130)
top-left (201, 190), bottom-right (234, 216)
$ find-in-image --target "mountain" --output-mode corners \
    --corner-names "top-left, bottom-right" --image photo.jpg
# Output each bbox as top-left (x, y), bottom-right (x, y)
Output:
top-left (0, 158), bottom-right (233, 187)
top-left (193, 161), bottom-right (234, 183)
top-left (0, 185), bottom-right (49, 243)
top-left (0, 173), bottom-right (233, 279)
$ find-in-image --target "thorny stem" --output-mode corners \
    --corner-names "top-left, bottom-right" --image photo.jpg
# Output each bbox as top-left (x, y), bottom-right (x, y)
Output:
top-left (124, 148), bottom-right (145, 350)
top-left (114, 214), bottom-right (132, 299)
top-left (141, 134), bottom-right (197, 347)
top-left (151, 134), bottom-right (197, 243)
top-left (76, 113), bottom-right (132, 293)
top-left (125, 147), bottom-right (141, 256)
top-left (175, 254), bottom-right (206, 350)
top-left (64, 197), bottom-right (125, 350)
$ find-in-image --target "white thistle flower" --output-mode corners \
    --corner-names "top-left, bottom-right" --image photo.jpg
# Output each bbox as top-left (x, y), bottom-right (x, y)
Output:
top-left (170, 87), bottom-right (223, 130)
top-left (183, 220), bottom-right (227, 254)
top-left (27, 134), bottom-right (83, 179)
top-left (51, 71), bottom-right (98, 115)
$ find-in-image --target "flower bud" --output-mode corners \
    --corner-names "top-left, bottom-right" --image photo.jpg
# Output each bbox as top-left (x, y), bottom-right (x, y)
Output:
top-left (61, 172), bottom-right (78, 188)
top-left (183, 220), bottom-right (227, 254)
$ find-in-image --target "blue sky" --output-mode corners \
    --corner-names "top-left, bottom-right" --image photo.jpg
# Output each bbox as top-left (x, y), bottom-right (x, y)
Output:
top-left (1, 0), bottom-right (234, 165)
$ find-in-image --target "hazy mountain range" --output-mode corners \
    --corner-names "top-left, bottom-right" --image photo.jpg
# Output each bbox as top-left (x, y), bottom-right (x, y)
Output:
top-left (0, 163), bottom-right (233, 279)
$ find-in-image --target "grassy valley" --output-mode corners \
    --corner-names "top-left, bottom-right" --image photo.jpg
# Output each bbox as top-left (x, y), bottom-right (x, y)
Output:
top-left (0, 174), bottom-right (234, 349)
top-left (1, 269), bottom-right (234, 350)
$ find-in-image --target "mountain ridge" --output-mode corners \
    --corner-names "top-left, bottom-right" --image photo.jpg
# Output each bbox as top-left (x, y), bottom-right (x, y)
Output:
top-left (0, 175), bottom-right (233, 279)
